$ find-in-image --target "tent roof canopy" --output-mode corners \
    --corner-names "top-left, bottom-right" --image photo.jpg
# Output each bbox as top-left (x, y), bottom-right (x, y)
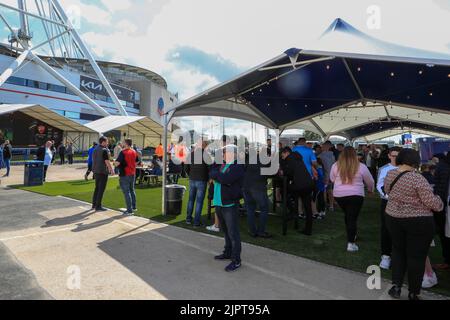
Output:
top-left (85, 115), bottom-right (163, 139)
top-left (171, 19), bottom-right (450, 140)
top-left (0, 104), bottom-right (95, 133)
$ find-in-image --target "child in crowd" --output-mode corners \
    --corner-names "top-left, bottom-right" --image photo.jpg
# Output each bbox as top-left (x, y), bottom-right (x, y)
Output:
top-left (313, 158), bottom-right (327, 220)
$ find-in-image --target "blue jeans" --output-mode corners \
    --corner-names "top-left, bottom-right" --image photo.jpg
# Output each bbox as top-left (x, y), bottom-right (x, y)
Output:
top-left (4, 159), bottom-right (11, 176)
top-left (186, 180), bottom-right (207, 225)
top-left (243, 188), bottom-right (269, 235)
top-left (119, 175), bottom-right (137, 212)
top-left (216, 206), bottom-right (242, 263)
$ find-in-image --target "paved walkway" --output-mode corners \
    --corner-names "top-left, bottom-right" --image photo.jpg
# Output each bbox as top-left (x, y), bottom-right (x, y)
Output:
top-left (0, 163), bottom-right (88, 187)
top-left (0, 187), bottom-right (446, 300)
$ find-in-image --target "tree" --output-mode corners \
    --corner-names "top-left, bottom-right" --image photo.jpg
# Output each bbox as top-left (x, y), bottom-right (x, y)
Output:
top-left (304, 131), bottom-right (322, 142)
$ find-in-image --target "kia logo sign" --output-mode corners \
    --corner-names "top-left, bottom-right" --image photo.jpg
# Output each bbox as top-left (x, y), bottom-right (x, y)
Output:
top-left (81, 79), bottom-right (103, 91)
top-left (80, 75), bottom-right (136, 102)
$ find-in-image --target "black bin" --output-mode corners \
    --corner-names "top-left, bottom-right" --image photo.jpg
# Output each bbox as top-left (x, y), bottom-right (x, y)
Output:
top-left (24, 161), bottom-right (45, 186)
top-left (165, 185), bottom-right (186, 216)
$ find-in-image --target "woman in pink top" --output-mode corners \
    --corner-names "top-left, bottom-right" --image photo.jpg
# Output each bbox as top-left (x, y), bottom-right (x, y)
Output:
top-left (330, 146), bottom-right (375, 252)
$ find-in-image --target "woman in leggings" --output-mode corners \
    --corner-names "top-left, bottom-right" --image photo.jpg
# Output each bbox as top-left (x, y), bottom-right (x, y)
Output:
top-left (330, 146), bottom-right (374, 252)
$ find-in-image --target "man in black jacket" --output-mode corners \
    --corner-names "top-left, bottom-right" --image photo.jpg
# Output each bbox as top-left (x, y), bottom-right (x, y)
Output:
top-left (281, 147), bottom-right (315, 236)
top-left (185, 140), bottom-right (211, 227)
top-left (210, 145), bottom-right (245, 272)
top-left (433, 152), bottom-right (450, 270)
top-left (243, 153), bottom-right (271, 238)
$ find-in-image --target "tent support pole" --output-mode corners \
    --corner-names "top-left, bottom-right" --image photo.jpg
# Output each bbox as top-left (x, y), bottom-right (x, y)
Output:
top-left (162, 113), bottom-right (169, 215)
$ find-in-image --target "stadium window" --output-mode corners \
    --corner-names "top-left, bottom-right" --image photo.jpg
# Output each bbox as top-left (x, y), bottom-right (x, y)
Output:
top-left (6, 76), bottom-right (26, 86)
top-left (95, 94), bottom-right (107, 102)
top-left (48, 83), bottom-right (67, 93)
top-left (54, 110), bottom-right (65, 116)
top-left (65, 111), bottom-right (80, 119)
top-left (26, 80), bottom-right (40, 88)
top-left (39, 82), bottom-right (48, 90)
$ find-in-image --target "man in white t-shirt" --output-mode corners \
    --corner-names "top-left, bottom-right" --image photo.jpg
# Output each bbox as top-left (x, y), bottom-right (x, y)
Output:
top-left (377, 146), bottom-right (402, 270)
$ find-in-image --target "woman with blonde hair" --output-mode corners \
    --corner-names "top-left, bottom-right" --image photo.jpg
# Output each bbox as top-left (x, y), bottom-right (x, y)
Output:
top-left (330, 146), bottom-right (375, 252)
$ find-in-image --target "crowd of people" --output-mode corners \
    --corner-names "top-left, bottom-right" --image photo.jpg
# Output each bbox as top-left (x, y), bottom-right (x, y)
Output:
top-left (178, 137), bottom-right (449, 300)
top-left (22, 135), bottom-right (450, 299)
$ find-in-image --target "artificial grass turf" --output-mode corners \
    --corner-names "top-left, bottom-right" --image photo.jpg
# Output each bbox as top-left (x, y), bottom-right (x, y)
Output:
top-left (17, 178), bottom-right (450, 297)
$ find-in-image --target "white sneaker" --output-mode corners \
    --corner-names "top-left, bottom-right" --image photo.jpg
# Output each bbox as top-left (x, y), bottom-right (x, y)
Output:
top-left (319, 211), bottom-right (326, 217)
top-left (206, 225), bottom-right (220, 233)
top-left (380, 255), bottom-right (391, 270)
top-left (347, 243), bottom-right (359, 252)
top-left (422, 272), bottom-right (438, 289)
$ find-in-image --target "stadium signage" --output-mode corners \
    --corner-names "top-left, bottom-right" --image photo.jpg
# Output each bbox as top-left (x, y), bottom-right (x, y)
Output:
top-left (80, 75), bottom-right (137, 102)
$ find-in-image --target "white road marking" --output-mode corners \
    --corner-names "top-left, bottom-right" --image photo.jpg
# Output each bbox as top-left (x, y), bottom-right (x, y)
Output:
top-left (0, 227), bottom-right (74, 242)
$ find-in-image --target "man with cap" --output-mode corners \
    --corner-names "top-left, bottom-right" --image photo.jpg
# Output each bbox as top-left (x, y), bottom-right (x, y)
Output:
top-left (210, 145), bottom-right (245, 272)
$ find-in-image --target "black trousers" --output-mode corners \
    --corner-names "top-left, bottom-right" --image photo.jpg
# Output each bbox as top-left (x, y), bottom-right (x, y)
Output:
top-left (92, 173), bottom-right (108, 209)
top-left (59, 154), bottom-right (65, 165)
top-left (386, 215), bottom-right (435, 295)
top-left (289, 190), bottom-right (313, 234)
top-left (68, 154), bottom-right (74, 165)
top-left (434, 210), bottom-right (450, 264)
top-left (314, 190), bottom-right (326, 213)
top-left (216, 206), bottom-right (242, 263)
top-left (43, 165), bottom-right (48, 181)
top-left (85, 164), bottom-right (93, 177)
top-left (380, 199), bottom-right (392, 256)
top-left (335, 196), bottom-right (364, 243)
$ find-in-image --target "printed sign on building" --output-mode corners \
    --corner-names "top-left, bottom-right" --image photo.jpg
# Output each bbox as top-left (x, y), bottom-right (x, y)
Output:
top-left (80, 75), bottom-right (137, 102)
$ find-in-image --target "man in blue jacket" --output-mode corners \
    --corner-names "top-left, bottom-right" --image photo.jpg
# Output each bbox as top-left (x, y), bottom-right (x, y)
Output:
top-left (210, 145), bottom-right (245, 272)
top-left (85, 142), bottom-right (98, 181)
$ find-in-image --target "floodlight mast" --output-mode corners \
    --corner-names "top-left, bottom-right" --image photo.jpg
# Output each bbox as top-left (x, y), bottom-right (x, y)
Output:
top-left (50, 0), bottom-right (129, 116)
top-left (0, 0), bottom-right (129, 117)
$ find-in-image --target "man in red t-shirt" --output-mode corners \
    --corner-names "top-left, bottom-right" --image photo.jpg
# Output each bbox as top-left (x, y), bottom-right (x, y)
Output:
top-left (115, 139), bottom-right (140, 215)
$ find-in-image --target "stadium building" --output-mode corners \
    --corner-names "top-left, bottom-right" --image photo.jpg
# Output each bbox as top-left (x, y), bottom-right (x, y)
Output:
top-left (0, 0), bottom-right (177, 151)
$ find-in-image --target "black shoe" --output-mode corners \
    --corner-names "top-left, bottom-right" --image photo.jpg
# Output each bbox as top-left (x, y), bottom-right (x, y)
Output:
top-left (388, 285), bottom-right (402, 299)
top-left (193, 222), bottom-right (205, 228)
top-left (95, 207), bottom-right (108, 212)
top-left (214, 254), bottom-right (232, 261)
top-left (408, 293), bottom-right (421, 301)
top-left (257, 232), bottom-right (273, 239)
top-left (225, 261), bottom-right (242, 272)
top-left (248, 232), bottom-right (258, 238)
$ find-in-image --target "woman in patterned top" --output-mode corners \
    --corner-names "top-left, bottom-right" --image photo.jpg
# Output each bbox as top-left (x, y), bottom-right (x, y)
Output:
top-left (384, 149), bottom-right (444, 300)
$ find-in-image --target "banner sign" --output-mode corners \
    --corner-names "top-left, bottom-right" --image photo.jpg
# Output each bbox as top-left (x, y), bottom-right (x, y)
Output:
top-left (402, 133), bottom-right (413, 148)
top-left (80, 75), bottom-right (137, 102)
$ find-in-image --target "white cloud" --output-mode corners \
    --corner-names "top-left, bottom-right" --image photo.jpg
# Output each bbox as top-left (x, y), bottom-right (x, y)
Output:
top-left (29, 0), bottom-right (450, 99)
top-left (60, 0), bottom-right (113, 26)
top-left (100, 0), bottom-right (133, 12)
top-left (116, 20), bottom-right (139, 34)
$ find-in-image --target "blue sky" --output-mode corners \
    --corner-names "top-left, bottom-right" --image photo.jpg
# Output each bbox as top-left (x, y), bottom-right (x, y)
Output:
top-left (2, 0), bottom-right (450, 100)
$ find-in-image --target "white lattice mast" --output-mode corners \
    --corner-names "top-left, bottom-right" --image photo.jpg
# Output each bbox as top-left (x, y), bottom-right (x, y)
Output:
top-left (0, 0), bottom-right (129, 117)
